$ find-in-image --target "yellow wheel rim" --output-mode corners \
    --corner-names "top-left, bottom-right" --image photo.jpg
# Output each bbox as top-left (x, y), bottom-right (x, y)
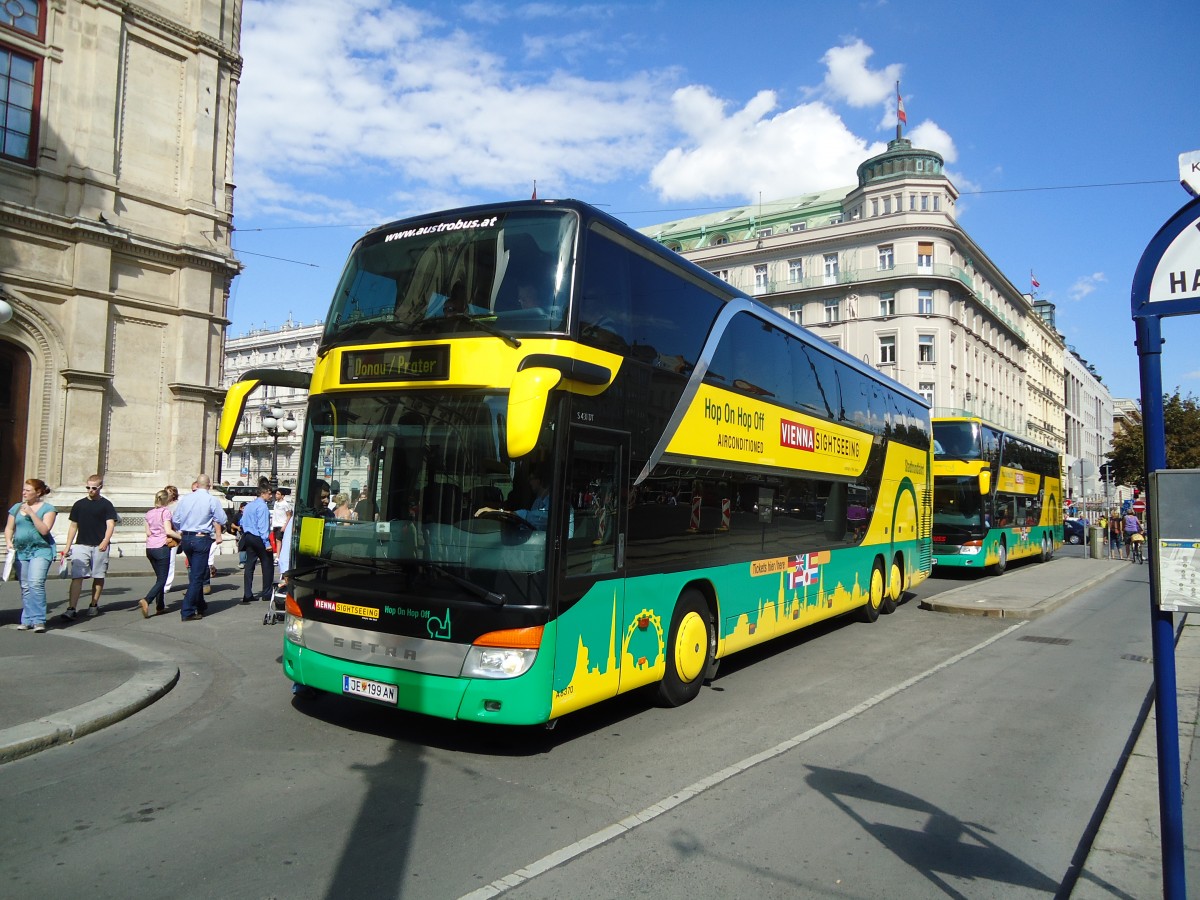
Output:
top-left (889, 561), bottom-right (903, 601)
top-left (870, 566), bottom-right (884, 610)
top-left (675, 611), bottom-right (708, 683)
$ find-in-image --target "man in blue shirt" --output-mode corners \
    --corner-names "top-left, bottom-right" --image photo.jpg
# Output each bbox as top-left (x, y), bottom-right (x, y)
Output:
top-left (239, 483), bottom-right (274, 603)
top-left (173, 474), bottom-right (227, 621)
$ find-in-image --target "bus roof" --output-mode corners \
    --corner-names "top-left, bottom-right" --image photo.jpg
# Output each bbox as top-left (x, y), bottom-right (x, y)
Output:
top-left (361, 198), bottom-right (928, 411)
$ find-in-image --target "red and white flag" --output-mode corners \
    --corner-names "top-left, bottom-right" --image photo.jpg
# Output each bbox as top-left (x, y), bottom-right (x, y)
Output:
top-left (1031, 271), bottom-right (1040, 289)
top-left (897, 87), bottom-right (907, 125)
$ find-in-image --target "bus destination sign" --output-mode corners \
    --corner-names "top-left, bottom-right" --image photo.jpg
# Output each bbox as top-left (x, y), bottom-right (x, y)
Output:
top-left (342, 345), bottom-right (449, 383)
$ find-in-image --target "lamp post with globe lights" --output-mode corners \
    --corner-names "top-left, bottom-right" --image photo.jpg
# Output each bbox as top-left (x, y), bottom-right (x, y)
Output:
top-left (261, 402), bottom-right (297, 489)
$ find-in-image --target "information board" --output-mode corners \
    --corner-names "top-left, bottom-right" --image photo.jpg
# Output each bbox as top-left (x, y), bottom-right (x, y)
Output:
top-left (1148, 469), bottom-right (1200, 612)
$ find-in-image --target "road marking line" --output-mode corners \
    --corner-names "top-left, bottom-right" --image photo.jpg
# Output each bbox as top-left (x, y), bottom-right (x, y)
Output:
top-left (459, 620), bottom-right (1027, 899)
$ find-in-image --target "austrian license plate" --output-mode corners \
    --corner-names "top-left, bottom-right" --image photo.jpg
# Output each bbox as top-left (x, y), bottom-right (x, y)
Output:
top-left (342, 675), bottom-right (398, 705)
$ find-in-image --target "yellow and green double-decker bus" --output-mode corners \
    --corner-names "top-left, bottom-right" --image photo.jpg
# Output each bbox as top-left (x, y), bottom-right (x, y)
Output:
top-left (931, 416), bottom-right (1063, 574)
top-left (219, 199), bottom-right (933, 726)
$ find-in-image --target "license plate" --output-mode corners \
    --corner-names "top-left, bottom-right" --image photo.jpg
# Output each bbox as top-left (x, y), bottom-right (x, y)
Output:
top-left (342, 675), bottom-right (398, 705)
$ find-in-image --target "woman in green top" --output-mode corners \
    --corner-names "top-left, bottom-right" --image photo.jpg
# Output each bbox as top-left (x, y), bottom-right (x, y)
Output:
top-left (4, 478), bottom-right (57, 632)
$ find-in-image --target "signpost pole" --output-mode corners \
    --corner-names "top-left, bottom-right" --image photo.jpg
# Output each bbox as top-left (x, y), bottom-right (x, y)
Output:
top-left (1129, 184), bottom-right (1200, 898)
top-left (1136, 314), bottom-right (1185, 898)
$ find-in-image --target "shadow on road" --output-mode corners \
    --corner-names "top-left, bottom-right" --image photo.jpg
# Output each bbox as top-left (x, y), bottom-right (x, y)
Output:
top-left (804, 765), bottom-right (1061, 898)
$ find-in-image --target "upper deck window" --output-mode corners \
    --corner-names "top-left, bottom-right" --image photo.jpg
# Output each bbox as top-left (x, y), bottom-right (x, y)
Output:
top-left (324, 210), bottom-right (577, 345)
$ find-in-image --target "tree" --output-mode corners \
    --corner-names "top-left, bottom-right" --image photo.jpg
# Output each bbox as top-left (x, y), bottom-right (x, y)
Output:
top-left (1109, 391), bottom-right (1200, 486)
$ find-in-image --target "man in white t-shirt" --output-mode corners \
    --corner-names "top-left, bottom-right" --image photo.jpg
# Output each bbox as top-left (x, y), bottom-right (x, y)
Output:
top-left (270, 489), bottom-right (292, 556)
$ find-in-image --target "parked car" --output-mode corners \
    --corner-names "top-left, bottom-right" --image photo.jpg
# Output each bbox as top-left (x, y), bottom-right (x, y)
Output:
top-left (1063, 518), bottom-right (1085, 544)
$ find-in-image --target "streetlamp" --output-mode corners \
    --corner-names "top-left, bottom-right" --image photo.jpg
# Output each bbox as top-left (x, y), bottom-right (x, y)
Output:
top-left (261, 402), bottom-right (297, 489)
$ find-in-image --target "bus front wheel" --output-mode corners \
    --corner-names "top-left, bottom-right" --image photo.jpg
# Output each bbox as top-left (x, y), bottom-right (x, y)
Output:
top-left (656, 590), bottom-right (714, 707)
top-left (990, 539), bottom-right (1007, 576)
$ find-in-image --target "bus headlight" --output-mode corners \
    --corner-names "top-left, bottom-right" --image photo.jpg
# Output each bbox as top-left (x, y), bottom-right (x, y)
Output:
top-left (462, 646), bottom-right (537, 679)
top-left (959, 540), bottom-right (983, 555)
top-left (461, 625), bottom-right (544, 679)
top-left (285, 614), bottom-right (306, 645)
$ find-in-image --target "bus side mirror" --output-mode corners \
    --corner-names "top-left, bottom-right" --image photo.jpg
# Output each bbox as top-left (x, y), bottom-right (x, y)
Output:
top-left (218, 378), bottom-right (262, 452)
top-left (978, 470), bottom-right (991, 495)
top-left (506, 366), bottom-right (563, 458)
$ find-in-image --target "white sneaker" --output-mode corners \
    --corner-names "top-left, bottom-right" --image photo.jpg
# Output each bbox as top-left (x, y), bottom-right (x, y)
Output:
top-left (15, 623), bottom-right (32, 631)
top-left (87, 606), bottom-right (99, 617)
top-left (32, 623), bottom-right (45, 633)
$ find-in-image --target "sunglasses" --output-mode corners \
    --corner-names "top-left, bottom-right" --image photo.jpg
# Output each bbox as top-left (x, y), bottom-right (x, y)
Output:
top-left (86, 485), bottom-right (103, 490)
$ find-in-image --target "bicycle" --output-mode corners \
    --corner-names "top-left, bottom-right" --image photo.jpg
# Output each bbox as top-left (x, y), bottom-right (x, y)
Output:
top-left (1130, 534), bottom-right (1145, 565)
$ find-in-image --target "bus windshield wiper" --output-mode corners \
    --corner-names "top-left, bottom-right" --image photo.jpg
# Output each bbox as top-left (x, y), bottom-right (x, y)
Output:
top-left (446, 313), bottom-right (521, 348)
top-left (328, 317), bottom-right (417, 344)
top-left (430, 564), bottom-right (506, 606)
top-left (291, 556), bottom-right (382, 579)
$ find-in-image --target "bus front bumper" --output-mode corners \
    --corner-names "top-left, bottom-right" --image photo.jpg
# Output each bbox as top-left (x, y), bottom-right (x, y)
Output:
top-left (282, 633), bottom-right (555, 726)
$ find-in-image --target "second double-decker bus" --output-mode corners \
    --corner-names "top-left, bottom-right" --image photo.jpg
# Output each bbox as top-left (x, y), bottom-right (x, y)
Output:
top-left (931, 416), bottom-right (1063, 574)
top-left (219, 199), bottom-right (932, 726)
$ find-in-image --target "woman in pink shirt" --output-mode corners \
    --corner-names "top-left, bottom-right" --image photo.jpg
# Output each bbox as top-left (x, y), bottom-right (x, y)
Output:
top-left (141, 489), bottom-right (181, 618)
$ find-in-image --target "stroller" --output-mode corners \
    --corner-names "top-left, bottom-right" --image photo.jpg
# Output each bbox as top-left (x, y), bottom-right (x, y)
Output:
top-left (263, 582), bottom-right (287, 625)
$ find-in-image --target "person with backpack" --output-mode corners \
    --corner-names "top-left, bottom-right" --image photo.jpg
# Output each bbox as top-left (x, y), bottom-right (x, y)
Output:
top-left (1107, 512), bottom-right (1124, 559)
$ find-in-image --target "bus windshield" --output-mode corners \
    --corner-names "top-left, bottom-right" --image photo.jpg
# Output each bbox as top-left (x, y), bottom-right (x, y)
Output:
top-left (324, 209), bottom-right (578, 345)
top-left (294, 391), bottom-right (554, 604)
top-left (932, 475), bottom-right (984, 529)
top-left (932, 420), bottom-right (981, 458)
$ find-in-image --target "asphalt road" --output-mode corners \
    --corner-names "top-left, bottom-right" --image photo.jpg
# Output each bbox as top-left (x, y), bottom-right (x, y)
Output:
top-left (0, 545), bottom-right (1150, 899)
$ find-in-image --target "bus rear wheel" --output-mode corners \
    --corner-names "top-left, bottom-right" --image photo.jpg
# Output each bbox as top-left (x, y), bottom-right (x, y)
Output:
top-left (882, 555), bottom-right (902, 614)
top-left (655, 589), bottom-right (714, 707)
top-left (990, 539), bottom-right (1007, 576)
top-left (1039, 534), bottom-right (1052, 563)
top-left (860, 559), bottom-right (886, 623)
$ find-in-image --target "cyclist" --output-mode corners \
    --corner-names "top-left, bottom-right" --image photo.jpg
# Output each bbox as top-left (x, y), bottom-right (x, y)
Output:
top-left (1130, 529), bottom-right (1145, 564)
top-left (1123, 511), bottom-right (1142, 562)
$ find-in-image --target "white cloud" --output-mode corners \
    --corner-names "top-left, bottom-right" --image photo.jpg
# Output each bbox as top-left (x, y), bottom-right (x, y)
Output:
top-left (908, 120), bottom-right (957, 164)
top-left (1069, 272), bottom-right (1107, 302)
top-left (236, 0), bottom-right (669, 218)
top-left (236, 14), bottom-right (958, 224)
top-left (821, 39), bottom-right (902, 108)
top-left (649, 86), bottom-right (884, 202)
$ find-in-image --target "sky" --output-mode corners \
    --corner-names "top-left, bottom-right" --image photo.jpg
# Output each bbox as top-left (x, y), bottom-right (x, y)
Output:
top-left (226, 0), bottom-right (1198, 402)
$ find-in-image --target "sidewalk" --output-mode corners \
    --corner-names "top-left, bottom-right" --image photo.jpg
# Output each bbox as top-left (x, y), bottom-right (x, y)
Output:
top-left (0, 548), bottom-right (1192, 894)
top-left (0, 549), bottom-right (222, 763)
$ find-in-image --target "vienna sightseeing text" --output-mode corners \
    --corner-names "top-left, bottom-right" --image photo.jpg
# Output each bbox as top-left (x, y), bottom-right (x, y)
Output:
top-left (702, 397), bottom-right (859, 458)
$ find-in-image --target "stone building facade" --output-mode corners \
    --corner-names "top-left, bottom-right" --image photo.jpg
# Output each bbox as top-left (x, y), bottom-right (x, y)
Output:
top-left (0, 0), bottom-right (242, 519)
top-left (1064, 346), bottom-right (1116, 513)
top-left (641, 136), bottom-right (1074, 455)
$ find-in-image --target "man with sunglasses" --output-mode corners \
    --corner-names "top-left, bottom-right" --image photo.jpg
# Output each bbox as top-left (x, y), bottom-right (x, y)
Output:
top-left (61, 475), bottom-right (118, 620)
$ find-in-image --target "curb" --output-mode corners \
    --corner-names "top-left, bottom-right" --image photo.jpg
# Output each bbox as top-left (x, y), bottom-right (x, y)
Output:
top-left (0, 631), bottom-right (180, 765)
top-left (920, 559), bottom-right (1126, 619)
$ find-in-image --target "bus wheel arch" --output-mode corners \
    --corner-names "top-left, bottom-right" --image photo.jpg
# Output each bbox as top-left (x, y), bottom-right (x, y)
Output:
top-left (990, 538), bottom-right (1008, 576)
top-left (860, 556), bottom-right (887, 623)
top-left (655, 585), bottom-right (716, 707)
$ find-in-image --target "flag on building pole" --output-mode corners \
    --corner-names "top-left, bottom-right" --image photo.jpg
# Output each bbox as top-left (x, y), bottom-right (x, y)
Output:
top-left (897, 84), bottom-right (907, 125)
top-left (1031, 271), bottom-right (1040, 290)
top-left (531, 180), bottom-right (537, 200)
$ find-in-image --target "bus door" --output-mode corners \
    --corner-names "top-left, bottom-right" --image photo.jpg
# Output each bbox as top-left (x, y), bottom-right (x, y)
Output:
top-left (551, 427), bottom-right (628, 716)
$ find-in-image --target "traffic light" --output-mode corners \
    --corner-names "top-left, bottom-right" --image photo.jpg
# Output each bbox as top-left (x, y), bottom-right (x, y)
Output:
top-left (1133, 488), bottom-right (1140, 499)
